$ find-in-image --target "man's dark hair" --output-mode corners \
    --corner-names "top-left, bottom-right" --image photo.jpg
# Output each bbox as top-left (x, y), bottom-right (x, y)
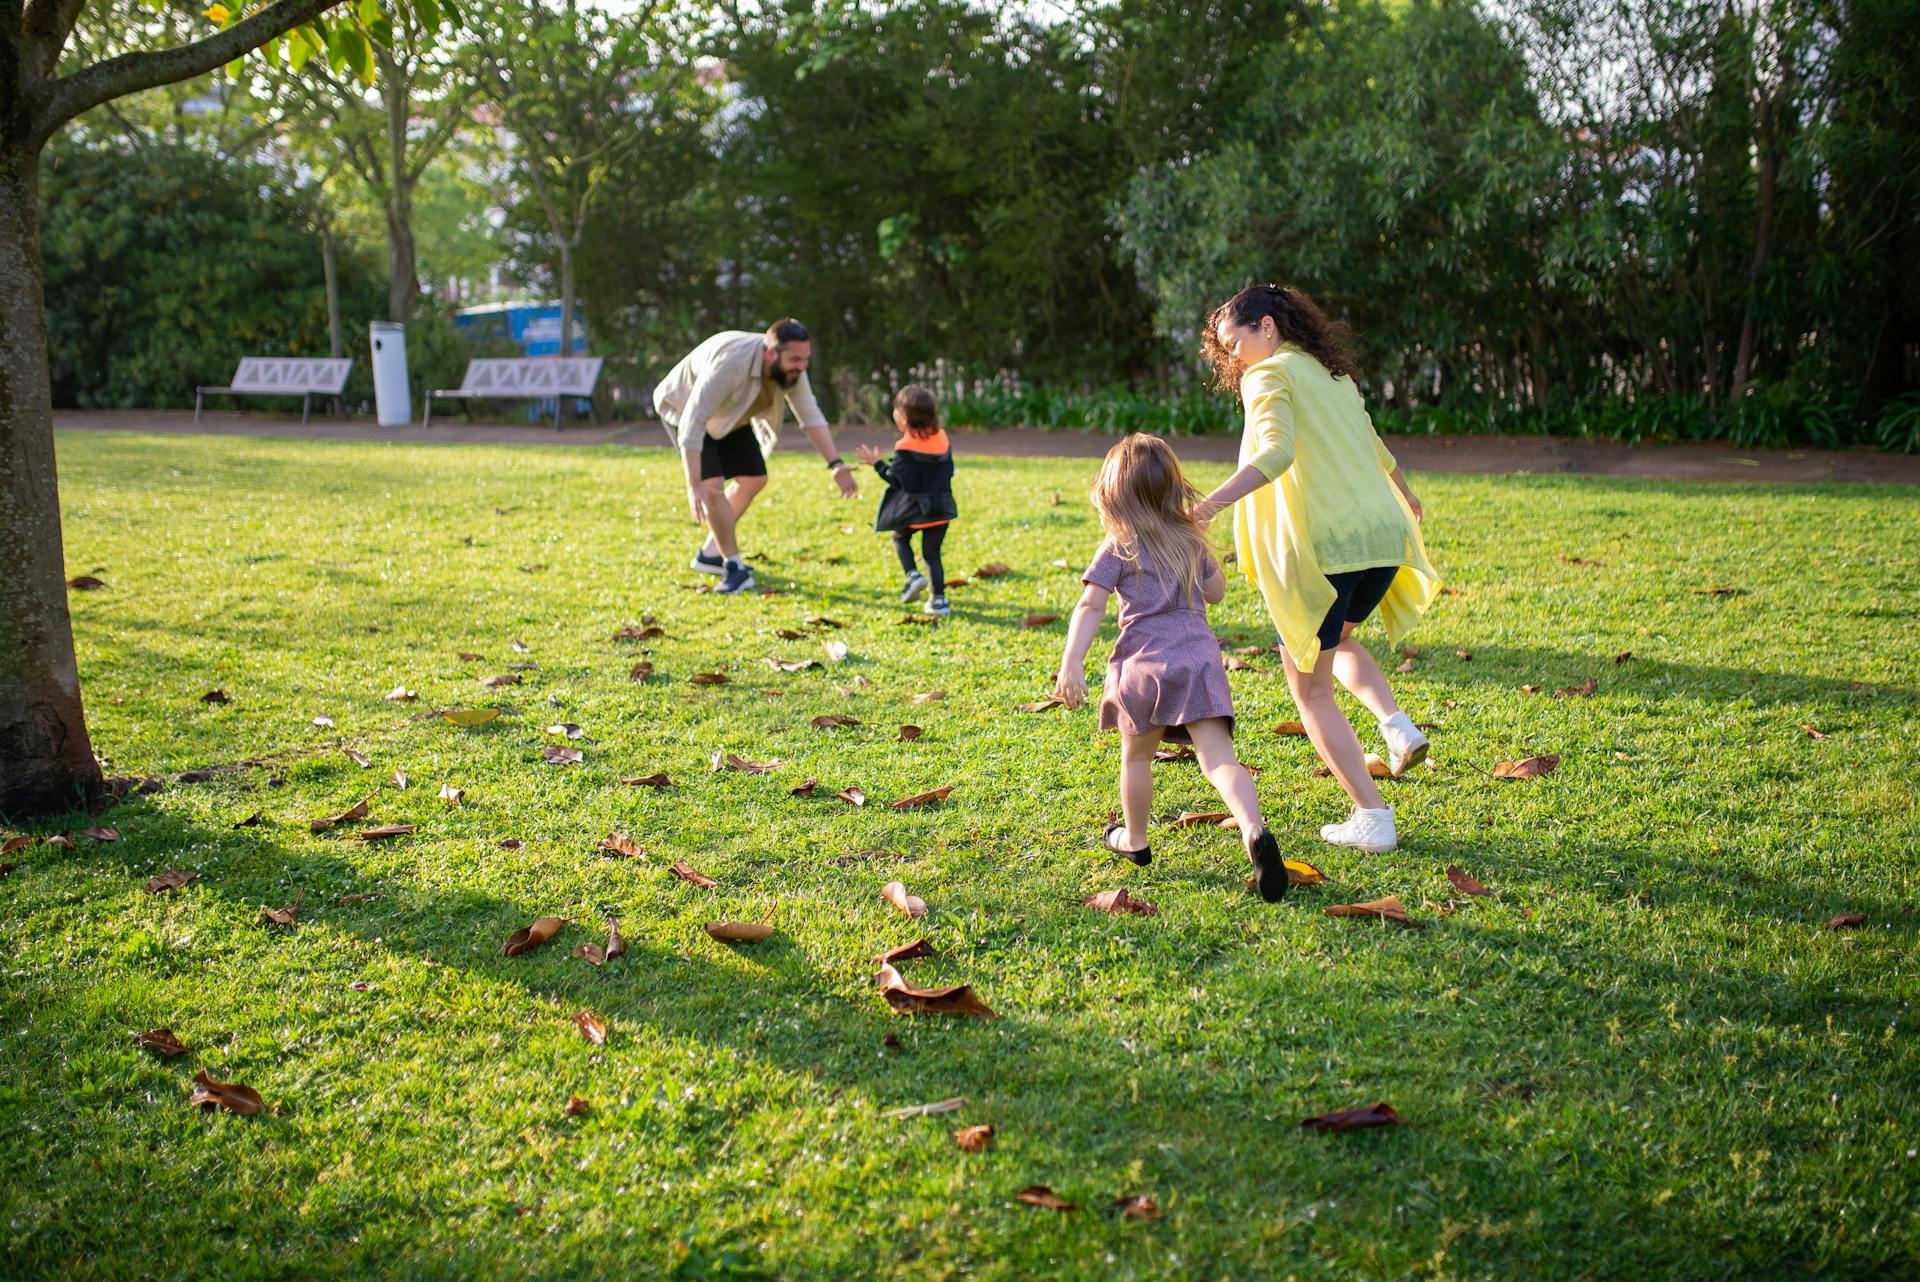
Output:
top-left (767, 318), bottom-right (810, 347)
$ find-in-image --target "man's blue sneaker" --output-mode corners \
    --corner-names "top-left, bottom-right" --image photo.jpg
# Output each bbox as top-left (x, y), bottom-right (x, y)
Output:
top-left (690, 547), bottom-right (725, 575)
top-left (716, 560), bottom-right (756, 595)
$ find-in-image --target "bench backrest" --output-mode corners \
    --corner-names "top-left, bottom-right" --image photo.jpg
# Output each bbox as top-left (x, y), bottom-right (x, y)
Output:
top-left (458, 357), bottom-right (604, 396)
top-left (229, 357), bottom-right (353, 394)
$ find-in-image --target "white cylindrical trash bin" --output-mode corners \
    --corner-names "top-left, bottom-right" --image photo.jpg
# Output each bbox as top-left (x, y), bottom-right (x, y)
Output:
top-left (369, 321), bottom-right (410, 426)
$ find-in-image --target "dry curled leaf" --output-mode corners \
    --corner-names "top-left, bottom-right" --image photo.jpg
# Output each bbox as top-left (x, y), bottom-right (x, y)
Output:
top-left (623, 773), bottom-right (673, 788)
top-left (442, 707), bottom-right (501, 727)
top-left (67, 574), bottom-right (107, 590)
top-left (1300, 1102), bottom-right (1405, 1133)
top-left (189, 1069), bottom-right (264, 1116)
top-left (390, 769), bottom-right (408, 789)
top-left (81, 826), bottom-right (119, 842)
top-left (1364, 753), bottom-right (1395, 778)
top-left (704, 919), bottom-right (775, 943)
top-left (789, 778), bottom-right (819, 798)
top-left (612, 624), bottom-right (665, 642)
top-left (437, 782), bottom-right (465, 806)
top-left (875, 962), bottom-right (995, 1017)
top-left (898, 725), bottom-right (924, 741)
top-left (1802, 724), bottom-right (1829, 740)
top-left (876, 938), bottom-right (937, 965)
top-left (812, 714), bottom-right (861, 730)
top-left (1554, 678), bottom-right (1597, 699)
top-left (504, 916), bottom-right (566, 956)
top-left (954, 1124), bottom-right (995, 1152)
top-left (481, 673), bottom-right (522, 688)
top-left (882, 881), bottom-right (927, 918)
top-left (1324, 895), bottom-right (1423, 927)
top-left (605, 917), bottom-right (625, 961)
top-left (310, 797), bottom-right (371, 834)
top-left (806, 615), bottom-right (846, 629)
top-left (349, 824), bottom-right (416, 842)
top-left (497, 839), bottom-right (524, 851)
top-left (598, 831), bottom-right (645, 860)
top-left (1016, 1186), bottom-right (1076, 1211)
top-left (974, 563), bottom-right (1012, 578)
top-left (1021, 613), bottom-right (1061, 629)
top-left (200, 689), bottom-right (231, 704)
top-left (911, 690), bottom-right (947, 704)
top-left (670, 860), bottom-right (718, 888)
top-left (1018, 697), bottom-right (1064, 712)
top-left (341, 748), bottom-right (372, 769)
top-left (689, 672), bottom-right (732, 688)
top-left (1492, 754), bottom-right (1560, 780)
top-left (628, 662), bottom-right (655, 682)
top-left (1272, 721), bottom-right (1307, 736)
top-left (542, 745), bottom-right (583, 766)
top-left (144, 869), bottom-right (199, 894)
top-left (1446, 865), bottom-right (1491, 896)
top-left (384, 686), bottom-right (418, 703)
top-left (511, 640), bottom-right (532, 653)
top-left (1285, 859), bottom-right (1328, 886)
top-left (336, 891), bottom-right (381, 905)
top-left (1223, 654), bottom-right (1254, 671)
top-left (1828, 912), bottom-right (1866, 930)
top-left (135, 1028), bottom-right (190, 1057)
top-left (573, 1011), bottom-right (607, 1046)
top-left (767, 657), bottom-right (821, 672)
top-left (713, 751), bottom-right (780, 773)
top-left (576, 942), bottom-right (607, 966)
top-left (1113, 1195), bottom-right (1162, 1220)
top-left (835, 786), bottom-right (869, 807)
top-left (1520, 684), bottom-right (1541, 695)
top-left (257, 893), bottom-right (302, 927)
top-left (1170, 811), bottom-right (1230, 828)
top-left (565, 1096), bottom-right (591, 1117)
top-left (772, 628), bottom-right (806, 640)
top-left (1, 835), bottom-right (32, 854)
top-left (1615, 650), bottom-right (1633, 664)
top-left (1154, 744), bottom-right (1196, 762)
top-left (546, 722), bottom-right (585, 739)
top-left (456, 651), bottom-right (483, 662)
top-left (1084, 887), bottom-right (1158, 916)
top-left (890, 786), bottom-right (953, 809)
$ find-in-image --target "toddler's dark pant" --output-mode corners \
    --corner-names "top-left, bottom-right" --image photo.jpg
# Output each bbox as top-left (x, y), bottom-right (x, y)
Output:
top-left (893, 524), bottom-right (948, 590)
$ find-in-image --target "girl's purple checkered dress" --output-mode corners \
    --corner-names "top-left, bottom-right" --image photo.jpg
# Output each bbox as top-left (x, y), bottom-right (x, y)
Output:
top-left (1082, 540), bottom-right (1235, 742)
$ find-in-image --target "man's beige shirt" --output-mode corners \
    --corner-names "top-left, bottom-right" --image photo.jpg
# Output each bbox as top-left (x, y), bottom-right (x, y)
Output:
top-left (653, 330), bottom-right (828, 457)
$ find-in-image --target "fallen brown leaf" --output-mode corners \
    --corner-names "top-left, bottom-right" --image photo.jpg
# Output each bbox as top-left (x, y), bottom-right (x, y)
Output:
top-left (1802, 724), bottom-right (1829, 740)
top-left (512, 640), bottom-right (532, 653)
top-left (189, 1068), bottom-right (264, 1116)
top-left (812, 714), bottom-right (861, 730)
top-left (876, 938), bottom-right (937, 964)
top-left (497, 839), bottom-right (524, 851)
top-left (1113, 1195), bottom-right (1161, 1220)
top-left (456, 651), bottom-right (483, 662)
top-left (1324, 895), bottom-right (1422, 927)
top-left (836, 786), bottom-right (869, 807)
top-left (612, 624), bottom-right (665, 642)
top-left (974, 563), bottom-right (1012, 578)
top-left (911, 690), bottom-right (947, 704)
top-left (954, 1124), bottom-right (994, 1152)
top-left (605, 916), bottom-right (625, 961)
top-left (1492, 754), bottom-right (1560, 780)
top-left (1016, 1186), bottom-right (1076, 1211)
top-left (135, 1028), bottom-right (191, 1057)
top-left (546, 722), bottom-right (585, 739)
top-left (1365, 753), bottom-right (1393, 778)
top-left (890, 786), bottom-right (953, 809)
top-left (542, 745), bottom-right (583, 766)
top-left (565, 1096), bottom-right (591, 1117)
top-left (1286, 858), bottom-right (1328, 886)
top-left (1456, 649), bottom-right (1473, 661)
top-left (1170, 810), bottom-right (1230, 828)
top-left (767, 657), bottom-right (821, 672)
top-left (704, 919), bottom-right (775, 943)
top-left (504, 916), bottom-right (566, 956)
top-left (670, 860), bottom-right (718, 888)
top-left (144, 869), bottom-right (199, 894)
top-left (200, 689), bottom-right (231, 704)
top-left (1554, 678), bottom-right (1597, 699)
top-left (772, 628), bottom-right (806, 640)
top-left (875, 962), bottom-right (995, 1017)
top-left (898, 725), bottom-right (924, 741)
top-left (350, 824), bottom-right (416, 842)
top-left (1828, 912), bottom-right (1866, 930)
top-left (310, 798), bottom-right (372, 834)
top-left (1615, 650), bottom-right (1633, 664)
top-left (1018, 697), bottom-right (1065, 712)
top-left (1520, 684), bottom-right (1541, 694)
top-left (1273, 721), bottom-right (1307, 736)
top-left (622, 773), bottom-right (673, 788)
top-left (573, 1011), bottom-right (607, 1046)
top-left (1300, 1102), bottom-right (1405, 1133)
top-left (438, 782), bottom-right (465, 806)
top-left (599, 831), bottom-right (645, 860)
top-left (1, 835), bottom-right (32, 854)
top-left (390, 769), bottom-right (408, 789)
top-left (628, 662), bottom-right (655, 682)
top-left (806, 615), bottom-right (846, 629)
top-left (1021, 613), bottom-right (1060, 629)
top-left (81, 826), bottom-right (119, 842)
top-left (882, 880), bottom-right (927, 918)
top-left (713, 752), bottom-right (780, 773)
top-left (67, 574), bottom-right (107, 590)
top-left (789, 779), bottom-right (819, 798)
top-left (1083, 887), bottom-right (1158, 916)
top-left (1223, 654), bottom-right (1254, 671)
top-left (1154, 744), bottom-right (1196, 762)
top-left (1446, 865), bottom-right (1491, 896)
top-left (481, 673), bottom-right (521, 688)
top-left (688, 672), bottom-right (730, 686)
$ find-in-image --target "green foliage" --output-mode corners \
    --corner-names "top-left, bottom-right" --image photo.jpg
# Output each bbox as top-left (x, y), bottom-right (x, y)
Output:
top-left (39, 138), bottom-right (385, 411)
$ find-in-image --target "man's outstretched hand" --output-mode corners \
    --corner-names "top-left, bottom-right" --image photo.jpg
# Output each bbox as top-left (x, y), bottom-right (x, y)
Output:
top-left (832, 465), bottom-right (859, 499)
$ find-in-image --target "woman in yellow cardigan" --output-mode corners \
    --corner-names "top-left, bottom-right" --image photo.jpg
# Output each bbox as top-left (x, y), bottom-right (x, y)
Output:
top-left (1191, 285), bottom-right (1441, 854)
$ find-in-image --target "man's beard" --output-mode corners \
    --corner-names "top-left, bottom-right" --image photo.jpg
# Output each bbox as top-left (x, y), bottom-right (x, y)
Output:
top-left (767, 362), bottom-right (800, 388)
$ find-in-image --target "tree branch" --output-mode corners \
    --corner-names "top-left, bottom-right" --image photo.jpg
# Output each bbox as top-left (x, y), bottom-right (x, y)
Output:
top-left (33, 0), bottom-right (346, 145)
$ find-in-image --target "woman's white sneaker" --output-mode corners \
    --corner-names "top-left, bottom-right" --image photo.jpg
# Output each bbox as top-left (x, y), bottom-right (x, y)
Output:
top-left (1320, 806), bottom-right (1396, 853)
top-left (1379, 711), bottom-right (1429, 776)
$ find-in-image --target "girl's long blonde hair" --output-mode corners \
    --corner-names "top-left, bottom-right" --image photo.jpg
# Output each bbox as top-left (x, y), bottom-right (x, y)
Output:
top-left (1090, 434), bottom-right (1210, 603)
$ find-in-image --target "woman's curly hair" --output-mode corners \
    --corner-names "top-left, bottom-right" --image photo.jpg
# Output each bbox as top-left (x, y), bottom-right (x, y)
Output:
top-left (1200, 283), bottom-right (1361, 394)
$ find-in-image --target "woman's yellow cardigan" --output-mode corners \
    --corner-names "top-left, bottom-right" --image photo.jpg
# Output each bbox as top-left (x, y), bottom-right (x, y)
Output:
top-left (1230, 348), bottom-right (1442, 672)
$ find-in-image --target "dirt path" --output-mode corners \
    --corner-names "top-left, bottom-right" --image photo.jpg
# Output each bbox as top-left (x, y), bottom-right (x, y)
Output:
top-left (52, 408), bottom-right (1920, 487)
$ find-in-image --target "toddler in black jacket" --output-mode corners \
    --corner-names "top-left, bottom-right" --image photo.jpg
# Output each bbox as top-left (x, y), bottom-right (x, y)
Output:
top-left (854, 384), bottom-right (957, 615)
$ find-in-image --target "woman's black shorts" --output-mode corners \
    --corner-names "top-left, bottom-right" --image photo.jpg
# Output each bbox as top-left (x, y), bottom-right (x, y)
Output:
top-left (1311, 564), bottom-right (1401, 651)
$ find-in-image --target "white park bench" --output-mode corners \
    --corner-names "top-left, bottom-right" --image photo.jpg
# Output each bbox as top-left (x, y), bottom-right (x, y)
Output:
top-left (194, 356), bottom-right (353, 424)
top-left (425, 357), bottom-right (604, 431)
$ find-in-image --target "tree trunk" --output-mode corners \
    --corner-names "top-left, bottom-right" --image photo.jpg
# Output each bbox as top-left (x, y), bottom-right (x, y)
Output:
top-left (385, 185), bottom-right (417, 323)
top-left (0, 136), bottom-right (102, 819)
top-left (558, 241), bottom-right (576, 357)
top-left (322, 226), bottom-right (344, 358)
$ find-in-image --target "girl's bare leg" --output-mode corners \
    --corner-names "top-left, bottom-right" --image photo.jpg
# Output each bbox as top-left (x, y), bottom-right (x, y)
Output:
top-left (1185, 718), bottom-right (1261, 832)
top-left (1283, 648), bottom-right (1386, 810)
top-left (1117, 728), bottom-right (1165, 850)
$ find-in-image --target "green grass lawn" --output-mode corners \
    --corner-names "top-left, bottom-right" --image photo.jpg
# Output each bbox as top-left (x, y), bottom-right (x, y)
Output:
top-left (5, 430), bottom-right (1918, 1280)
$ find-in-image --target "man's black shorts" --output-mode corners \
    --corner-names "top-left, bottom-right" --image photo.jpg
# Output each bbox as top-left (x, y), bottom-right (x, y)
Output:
top-left (700, 426), bottom-right (768, 480)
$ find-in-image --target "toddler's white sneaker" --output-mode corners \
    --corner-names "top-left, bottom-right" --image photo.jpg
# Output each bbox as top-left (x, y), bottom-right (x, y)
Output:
top-left (1320, 806), bottom-right (1397, 853)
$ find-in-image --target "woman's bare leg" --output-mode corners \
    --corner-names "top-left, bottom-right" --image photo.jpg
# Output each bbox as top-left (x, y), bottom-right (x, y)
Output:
top-left (1330, 622), bottom-right (1400, 723)
top-left (1284, 648), bottom-right (1386, 810)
